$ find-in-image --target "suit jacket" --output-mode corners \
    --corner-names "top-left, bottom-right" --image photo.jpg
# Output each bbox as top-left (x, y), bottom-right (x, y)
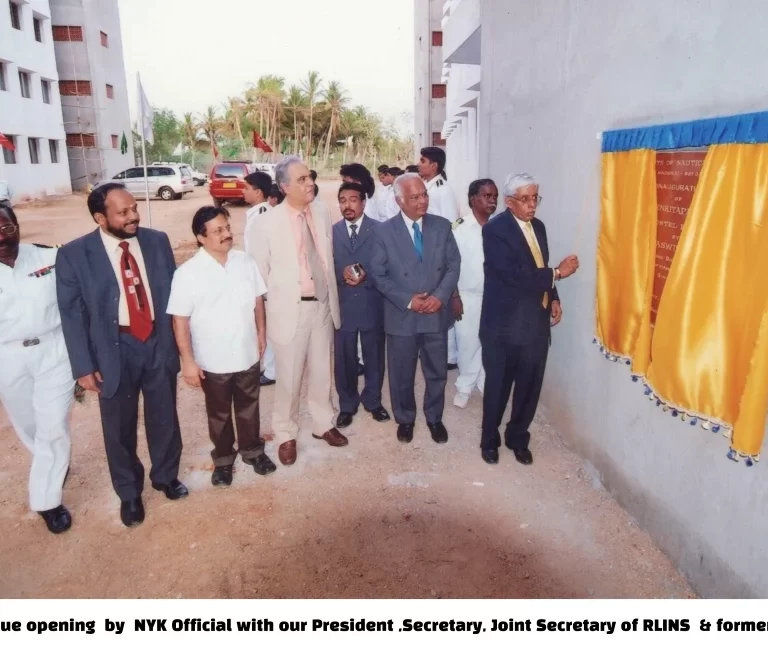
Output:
top-left (250, 199), bottom-right (340, 346)
top-left (480, 209), bottom-right (559, 344)
top-left (55, 227), bottom-right (180, 399)
top-left (332, 216), bottom-right (384, 333)
top-left (369, 212), bottom-right (460, 336)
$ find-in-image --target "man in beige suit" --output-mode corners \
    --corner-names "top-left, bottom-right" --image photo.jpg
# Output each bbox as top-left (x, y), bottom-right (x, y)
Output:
top-left (250, 156), bottom-right (348, 465)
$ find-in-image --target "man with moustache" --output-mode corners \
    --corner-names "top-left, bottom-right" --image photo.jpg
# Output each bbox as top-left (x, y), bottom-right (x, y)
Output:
top-left (56, 183), bottom-right (187, 527)
top-left (167, 206), bottom-right (275, 487)
top-left (249, 156), bottom-right (346, 466)
top-left (451, 179), bottom-right (499, 409)
top-left (0, 205), bottom-right (74, 534)
top-left (332, 182), bottom-right (390, 429)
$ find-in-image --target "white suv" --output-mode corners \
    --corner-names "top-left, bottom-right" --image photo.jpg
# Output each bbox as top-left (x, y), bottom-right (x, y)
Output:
top-left (152, 162), bottom-right (208, 186)
top-left (99, 165), bottom-right (194, 200)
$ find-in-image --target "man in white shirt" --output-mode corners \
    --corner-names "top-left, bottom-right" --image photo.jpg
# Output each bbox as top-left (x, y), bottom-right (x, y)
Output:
top-left (243, 172), bottom-right (276, 387)
top-left (0, 205), bottom-right (74, 534)
top-left (451, 179), bottom-right (498, 408)
top-left (377, 167), bottom-right (404, 221)
top-left (167, 206), bottom-right (276, 486)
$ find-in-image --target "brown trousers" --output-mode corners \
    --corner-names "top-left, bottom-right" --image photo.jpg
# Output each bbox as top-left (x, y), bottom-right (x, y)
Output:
top-left (201, 362), bottom-right (263, 467)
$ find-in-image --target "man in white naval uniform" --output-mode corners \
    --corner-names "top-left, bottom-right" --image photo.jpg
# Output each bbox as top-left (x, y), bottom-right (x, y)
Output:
top-left (451, 179), bottom-right (498, 408)
top-left (243, 172), bottom-right (276, 387)
top-left (418, 146), bottom-right (460, 368)
top-left (0, 205), bottom-right (74, 534)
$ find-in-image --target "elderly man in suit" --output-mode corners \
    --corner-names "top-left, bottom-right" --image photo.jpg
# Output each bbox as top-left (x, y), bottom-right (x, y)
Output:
top-left (250, 156), bottom-right (347, 466)
top-left (332, 182), bottom-right (390, 428)
top-left (369, 173), bottom-right (460, 444)
top-left (480, 173), bottom-right (579, 466)
top-left (56, 183), bottom-right (187, 528)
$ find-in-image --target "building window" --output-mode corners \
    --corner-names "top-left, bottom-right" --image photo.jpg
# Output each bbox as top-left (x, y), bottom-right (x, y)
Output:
top-left (9, 2), bottom-right (21, 30)
top-left (28, 137), bottom-right (40, 164)
top-left (100, 30), bottom-right (108, 47)
top-left (59, 80), bottom-right (91, 96)
top-left (431, 84), bottom-right (446, 99)
top-left (41, 79), bottom-right (51, 104)
top-left (111, 134), bottom-right (118, 149)
top-left (431, 31), bottom-right (443, 46)
top-left (49, 139), bottom-right (59, 163)
top-left (33, 16), bottom-right (43, 42)
top-left (66, 133), bottom-right (96, 148)
top-left (2, 135), bottom-right (16, 164)
top-left (18, 70), bottom-right (31, 98)
top-left (0, 62), bottom-right (7, 92)
top-left (432, 132), bottom-right (446, 147)
top-left (52, 25), bottom-right (83, 41)
top-left (106, 83), bottom-right (114, 99)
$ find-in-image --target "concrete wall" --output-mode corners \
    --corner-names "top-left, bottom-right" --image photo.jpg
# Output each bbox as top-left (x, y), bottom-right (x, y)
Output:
top-left (477, 0), bottom-right (768, 597)
top-left (414, 0), bottom-right (446, 154)
top-left (0, 0), bottom-right (72, 200)
top-left (50, 0), bottom-right (133, 189)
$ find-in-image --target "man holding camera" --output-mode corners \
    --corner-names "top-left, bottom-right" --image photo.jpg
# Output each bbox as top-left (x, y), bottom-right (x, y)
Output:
top-left (332, 183), bottom-right (390, 429)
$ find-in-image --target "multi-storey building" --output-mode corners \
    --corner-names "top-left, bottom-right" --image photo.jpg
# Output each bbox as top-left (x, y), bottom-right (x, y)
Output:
top-left (413, 0), bottom-right (446, 156)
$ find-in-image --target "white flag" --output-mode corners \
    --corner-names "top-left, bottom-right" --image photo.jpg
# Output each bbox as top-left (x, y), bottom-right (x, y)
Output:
top-left (137, 74), bottom-right (154, 145)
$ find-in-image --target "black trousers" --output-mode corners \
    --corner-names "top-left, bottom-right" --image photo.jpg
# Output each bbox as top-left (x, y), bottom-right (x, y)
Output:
top-left (98, 332), bottom-right (182, 501)
top-left (201, 362), bottom-right (264, 467)
top-left (335, 328), bottom-right (385, 414)
top-left (480, 333), bottom-right (549, 451)
top-left (387, 332), bottom-right (447, 425)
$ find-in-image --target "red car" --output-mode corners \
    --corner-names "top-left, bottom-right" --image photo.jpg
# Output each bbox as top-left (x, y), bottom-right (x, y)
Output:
top-left (209, 161), bottom-right (253, 207)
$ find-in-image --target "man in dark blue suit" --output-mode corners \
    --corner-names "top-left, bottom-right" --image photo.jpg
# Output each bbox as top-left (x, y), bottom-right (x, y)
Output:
top-left (332, 183), bottom-right (390, 428)
top-left (480, 173), bottom-right (579, 466)
top-left (370, 174), bottom-right (460, 444)
top-left (56, 183), bottom-right (187, 527)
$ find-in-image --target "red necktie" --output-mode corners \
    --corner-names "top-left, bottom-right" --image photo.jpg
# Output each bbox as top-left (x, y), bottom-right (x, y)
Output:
top-left (118, 241), bottom-right (154, 342)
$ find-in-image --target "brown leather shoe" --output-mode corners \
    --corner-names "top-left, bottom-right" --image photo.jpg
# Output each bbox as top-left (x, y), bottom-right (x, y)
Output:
top-left (278, 440), bottom-right (297, 465)
top-left (312, 427), bottom-right (349, 447)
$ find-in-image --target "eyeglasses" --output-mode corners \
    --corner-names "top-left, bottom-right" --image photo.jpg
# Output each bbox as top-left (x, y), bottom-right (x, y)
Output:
top-left (0, 224), bottom-right (18, 236)
top-left (511, 195), bottom-right (543, 206)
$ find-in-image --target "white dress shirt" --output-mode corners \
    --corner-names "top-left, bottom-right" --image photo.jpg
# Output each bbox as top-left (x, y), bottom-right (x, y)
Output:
top-left (453, 213), bottom-right (485, 294)
top-left (401, 213), bottom-right (423, 243)
top-left (345, 213), bottom-right (366, 238)
top-left (244, 201), bottom-right (271, 256)
top-left (378, 184), bottom-right (400, 220)
top-left (512, 214), bottom-right (555, 288)
top-left (99, 228), bottom-right (156, 325)
top-left (166, 248), bottom-right (267, 374)
top-left (0, 244), bottom-right (62, 343)
top-left (363, 193), bottom-right (385, 223)
top-left (426, 175), bottom-right (459, 223)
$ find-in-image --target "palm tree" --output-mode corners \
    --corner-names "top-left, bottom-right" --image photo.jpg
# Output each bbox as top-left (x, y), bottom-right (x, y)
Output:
top-left (245, 75), bottom-right (285, 158)
top-left (285, 85), bottom-right (306, 155)
top-left (181, 112), bottom-right (201, 167)
top-left (223, 97), bottom-right (247, 154)
top-left (199, 106), bottom-right (223, 160)
top-left (301, 70), bottom-right (322, 160)
top-left (321, 81), bottom-right (348, 165)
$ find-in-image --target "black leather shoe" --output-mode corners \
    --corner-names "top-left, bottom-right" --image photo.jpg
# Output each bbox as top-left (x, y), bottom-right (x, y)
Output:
top-left (38, 505), bottom-right (72, 534)
top-left (357, 363), bottom-right (365, 376)
top-left (513, 448), bottom-right (533, 465)
top-left (249, 453), bottom-right (277, 476)
top-left (336, 412), bottom-right (355, 428)
top-left (427, 421), bottom-right (448, 444)
top-left (481, 448), bottom-right (499, 464)
top-left (366, 406), bottom-right (391, 422)
top-left (120, 498), bottom-right (145, 527)
top-left (211, 466), bottom-right (233, 487)
top-left (447, 363), bottom-right (458, 370)
top-left (397, 424), bottom-right (414, 443)
top-left (260, 375), bottom-right (276, 386)
top-left (151, 479), bottom-right (189, 500)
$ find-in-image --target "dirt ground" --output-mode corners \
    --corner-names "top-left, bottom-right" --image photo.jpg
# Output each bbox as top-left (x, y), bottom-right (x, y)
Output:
top-left (0, 182), bottom-right (695, 598)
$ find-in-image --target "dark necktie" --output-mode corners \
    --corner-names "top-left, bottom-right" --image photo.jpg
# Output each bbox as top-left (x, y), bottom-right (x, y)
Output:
top-left (350, 223), bottom-right (358, 250)
top-left (412, 221), bottom-right (423, 262)
top-left (118, 241), bottom-right (154, 341)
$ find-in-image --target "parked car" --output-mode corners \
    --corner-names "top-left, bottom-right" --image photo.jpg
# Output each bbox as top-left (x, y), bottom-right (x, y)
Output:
top-left (152, 162), bottom-right (208, 186)
top-left (97, 164), bottom-right (194, 200)
top-left (208, 161), bottom-right (254, 207)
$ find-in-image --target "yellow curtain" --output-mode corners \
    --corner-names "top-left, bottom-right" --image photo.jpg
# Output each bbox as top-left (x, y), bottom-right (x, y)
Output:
top-left (648, 143), bottom-right (768, 457)
top-left (596, 149), bottom-right (657, 375)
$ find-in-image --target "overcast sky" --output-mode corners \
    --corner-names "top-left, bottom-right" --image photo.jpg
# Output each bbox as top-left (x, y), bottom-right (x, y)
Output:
top-left (119, 0), bottom-right (415, 134)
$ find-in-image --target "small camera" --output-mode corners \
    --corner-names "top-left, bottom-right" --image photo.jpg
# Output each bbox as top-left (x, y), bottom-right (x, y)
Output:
top-left (351, 263), bottom-right (363, 279)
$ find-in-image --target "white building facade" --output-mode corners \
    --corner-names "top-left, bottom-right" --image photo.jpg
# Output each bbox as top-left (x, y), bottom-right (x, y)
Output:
top-left (413, 0), bottom-right (446, 155)
top-left (0, 0), bottom-right (72, 201)
top-left (424, 0), bottom-right (768, 596)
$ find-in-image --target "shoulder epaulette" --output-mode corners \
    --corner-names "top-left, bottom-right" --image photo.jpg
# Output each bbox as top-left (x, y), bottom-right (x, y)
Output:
top-left (451, 217), bottom-right (464, 230)
top-left (436, 179), bottom-right (444, 187)
top-left (33, 243), bottom-right (62, 248)
top-left (259, 206), bottom-right (267, 214)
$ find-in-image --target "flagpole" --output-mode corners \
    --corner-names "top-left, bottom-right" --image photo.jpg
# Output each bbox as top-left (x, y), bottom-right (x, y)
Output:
top-left (138, 73), bottom-right (153, 229)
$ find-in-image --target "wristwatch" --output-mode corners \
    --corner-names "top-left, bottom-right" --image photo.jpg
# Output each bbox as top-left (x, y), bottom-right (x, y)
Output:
top-left (554, 268), bottom-right (561, 281)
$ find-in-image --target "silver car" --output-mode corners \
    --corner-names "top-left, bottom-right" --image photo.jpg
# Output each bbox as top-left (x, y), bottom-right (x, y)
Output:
top-left (101, 165), bottom-right (194, 201)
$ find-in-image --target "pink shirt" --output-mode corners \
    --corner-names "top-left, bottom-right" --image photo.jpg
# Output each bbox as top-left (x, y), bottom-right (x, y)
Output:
top-left (284, 202), bottom-right (326, 298)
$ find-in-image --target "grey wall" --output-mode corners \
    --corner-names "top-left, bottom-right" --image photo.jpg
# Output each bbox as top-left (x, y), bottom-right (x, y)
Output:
top-left (479, 0), bottom-right (768, 597)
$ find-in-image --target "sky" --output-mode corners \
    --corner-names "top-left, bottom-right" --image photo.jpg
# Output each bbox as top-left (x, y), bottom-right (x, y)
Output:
top-left (119, 0), bottom-right (415, 135)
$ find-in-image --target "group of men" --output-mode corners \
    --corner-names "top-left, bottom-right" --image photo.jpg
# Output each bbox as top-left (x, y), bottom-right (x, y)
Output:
top-left (0, 145), bottom-right (579, 536)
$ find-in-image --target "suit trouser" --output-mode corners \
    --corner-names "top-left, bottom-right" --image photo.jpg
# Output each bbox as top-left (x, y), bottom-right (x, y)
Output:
top-left (454, 291), bottom-right (485, 395)
top-left (335, 328), bottom-right (385, 414)
top-left (260, 342), bottom-right (276, 380)
top-left (98, 331), bottom-right (182, 501)
top-left (0, 329), bottom-right (73, 511)
top-left (271, 300), bottom-right (335, 445)
top-left (201, 362), bottom-right (264, 467)
top-left (480, 332), bottom-right (548, 451)
top-left (387, 331), bottom-right (447, 425)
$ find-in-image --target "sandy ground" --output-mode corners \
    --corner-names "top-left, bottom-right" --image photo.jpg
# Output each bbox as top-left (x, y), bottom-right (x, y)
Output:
top-left (0, 183), bottom-right (695, 598)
